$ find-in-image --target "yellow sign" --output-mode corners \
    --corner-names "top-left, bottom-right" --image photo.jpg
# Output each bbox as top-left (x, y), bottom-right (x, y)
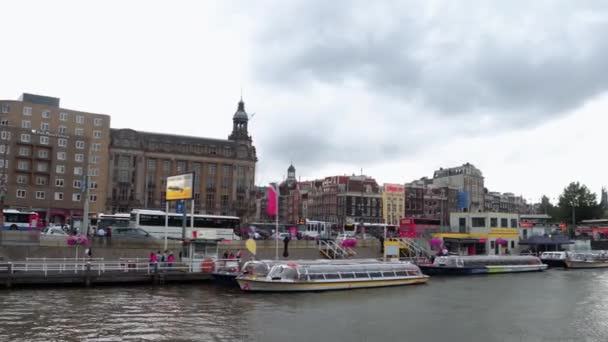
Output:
top-left (166, 173), bottom-right (194, 200)
top-left (246, 238), bottom-right (257, 256)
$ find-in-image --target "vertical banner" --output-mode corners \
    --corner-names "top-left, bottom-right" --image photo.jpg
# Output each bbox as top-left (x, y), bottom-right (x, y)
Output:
top-left (267, 185), bottom-right (277, 216)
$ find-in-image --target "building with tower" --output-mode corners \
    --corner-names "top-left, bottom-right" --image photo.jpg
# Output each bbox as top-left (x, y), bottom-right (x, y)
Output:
top-left (106, 98), bottom-right (257, 218)
top-left (432, 162), bottom-right (485, 213)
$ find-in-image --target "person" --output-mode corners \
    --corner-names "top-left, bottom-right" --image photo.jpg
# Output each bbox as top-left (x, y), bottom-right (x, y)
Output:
top-left (156, 250), bottom-right (161, 263)
top-left (223, 251), bottom-right (229, 259)
top-left (441, 247), bottom-right (449, 256)
top-left (97, 227), bottom-right (106, 237)
top-left (167, 252), bottom-right (174, 269)
top-left (161, 250), bottom-right (167, 263)
top-left (236, 249), bottom-right (242, 260)
top-left (149, 252), bottom-right (157, 266)
top-left (228, 251), bottom-right (235, 259)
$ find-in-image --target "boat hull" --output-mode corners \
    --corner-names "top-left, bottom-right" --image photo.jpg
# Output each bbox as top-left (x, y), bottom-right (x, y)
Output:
top-left (541, 259), bottom-right (567, 268)
top-left (565, 260), bottom-right (608, 269)
top-left (211, 272), bottom-right (240, 286)
top-left (237, 276), bottom-right (429, 292)
top-left (420, 264), bottom-right (547, 275)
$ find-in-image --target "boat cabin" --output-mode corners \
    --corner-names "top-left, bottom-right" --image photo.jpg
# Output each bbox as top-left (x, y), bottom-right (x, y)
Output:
top-left (434, 255), bottom-right (543, 267)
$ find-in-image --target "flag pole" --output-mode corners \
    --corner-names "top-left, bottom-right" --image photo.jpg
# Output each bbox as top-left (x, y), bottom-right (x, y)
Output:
top-left (275, 184), bottom-right (279, 260)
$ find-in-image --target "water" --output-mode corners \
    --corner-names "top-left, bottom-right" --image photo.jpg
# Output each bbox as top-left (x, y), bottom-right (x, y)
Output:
top-left (1, 270), bottom-right (608, 342)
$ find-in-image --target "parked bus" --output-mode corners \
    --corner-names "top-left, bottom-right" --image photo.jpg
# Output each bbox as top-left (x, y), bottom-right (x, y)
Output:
top-left (129, 209), bottom-right (241, 240)
top-left (399, 217), bottom-right (441, 238)
top-left (94, 213), bottom-right (130, 234)
top-left (300, 220), bottom-right (335, 239)
top-left (2, 209), bottom-right (41, 231)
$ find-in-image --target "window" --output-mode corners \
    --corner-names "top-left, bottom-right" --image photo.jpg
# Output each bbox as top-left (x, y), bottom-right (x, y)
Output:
top-left (75, 115), bottom-right (84, 124)
top-left (0, 119), bottom-right (8, 126)
top-left (58, 138), bottom-right (67, 147)
top-left (18, 147), bottom-right (30, 156)
top-left (94, 118), bottom-right (103, 126)
top-left (55, 178), bottom-right (64, 187)
top-left (118, 170), bottom-right (130, 182)
top-left (40, 122), bottom-right (49, 131)
top-left (88, 168), bottom-right (99, 176)
top-left (40, 136), bottom-right (49, 145)
top-left (74, 167), bottom-right (83, 175)
top-left (17, 175), bottom-right (28, 184)
top-left (90, 155), bottom-right (100, 164)
top-left (511, 219), bottom-right (518, 228)
top-left (176, 161), bottom-right (186, 174)
top-left (36, 162), bottom-right (48, 172)
top-left (75, 154), bottom-right (84, 162)
top-left (92, 143), bottom-right (101, 152)
top-left (58, 126), bottom-right (67, 134)
top-left (75, 128), bottom-right (84, 136)
top-left (23, 107), bottom-right (32, 116)
top-left (21, 120), bottom-right (31, 129)
top-left (17, 160), bottom-right (30, 171)
top-left (511, 241), bottom-right (515, 249)
top-left (41, 110), bottom-right (50, 119)
top-left (75, 141), bottom-right (85, 149)
top-left (471, 217), bottom-right (486, 228)
top-left (118, 156), bottom-right (130, 168)
top-left (72, 193), bottom-right (81, 201)
top-left (35, 191), bottom-right (45, 200)
top-left (90, 182), bottom-right (97, 189)
top-left (93, 130), bottom-right (102, 139)
top-left (20, 134), bottom-right (31, 143)
top-left (490, 218), bottom-right (498, 228)
top-left (73, 180), bottom-right (82, 189)
top-left (501, 218), bottom-right (508, 227)
top-left (56, 165), bottom-right (65, 174)
top-left (1, 104), bottom-right (9, 113)
top-left (162, 160), bottom-right (170, 173)
top-left (57, 152), bottom-right (66, 160)
top-left (54, 192), bottom-right (64, 200)
top-left (38, 149), bottom-right (49, 159)
top-left (90, 194), bottom-right (97, 202)
top-left (16, 189), bottom-right (27, 198)
top-left (36, 176), bottom-right (47, 185)
top-left (0, 144), bottom-right (6, 153)
top-left (60, 112), bottom-right (68, 121)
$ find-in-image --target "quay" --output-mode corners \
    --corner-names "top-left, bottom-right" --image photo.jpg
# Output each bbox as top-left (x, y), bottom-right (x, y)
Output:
top-left (0, 258), bottom-right (213, 288)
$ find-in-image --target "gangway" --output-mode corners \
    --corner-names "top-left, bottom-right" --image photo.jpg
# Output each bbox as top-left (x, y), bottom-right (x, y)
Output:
top-left (398, 238), bottom-right (430, 259)
top-left (319, 240), bottom-right (353, 259)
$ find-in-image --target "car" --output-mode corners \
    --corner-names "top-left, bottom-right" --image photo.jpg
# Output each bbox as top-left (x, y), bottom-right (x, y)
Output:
top-left (42, 227), bottom-right (68, 236)
top-left (335, 233), bottom-right (355, 243)
top-left (270, 232), bottom-right (292, 241)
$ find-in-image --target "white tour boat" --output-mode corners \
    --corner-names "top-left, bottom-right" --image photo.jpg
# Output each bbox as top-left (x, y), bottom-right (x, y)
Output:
top-left (565, 251), bottom-right (608, 269)
top-left (236, 259), bottom-right (429, 292)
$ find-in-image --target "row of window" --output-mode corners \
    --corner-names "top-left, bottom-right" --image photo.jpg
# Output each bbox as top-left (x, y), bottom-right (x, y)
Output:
top-left (16, 106), bottom-right (104, 126)
top-left (15, 189), bottom-right (97, 202)
top-left (14, 161), bottom-right (100, 176)
top-left (18, 120), bottom-right (103, 138)
top-left (15, 175), bottom-right (98, 189)
top-left (6, 147), bottom-right (101, 164)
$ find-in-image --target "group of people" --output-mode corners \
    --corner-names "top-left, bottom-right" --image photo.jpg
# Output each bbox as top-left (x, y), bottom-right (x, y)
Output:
top-left (149, 250), bottom-right (175, 268)
top-left (222, 250), bottom-right (242, 260)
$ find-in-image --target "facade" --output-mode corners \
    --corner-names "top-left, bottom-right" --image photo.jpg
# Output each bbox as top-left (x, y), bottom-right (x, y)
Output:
top-left (0, 93), bottom-right (110, 225)
top-left (433, 212), bottom-right (521, 256)
top-left (278, 164), bottom-right (300, 224)
top-left (382, 183), bottom-right (404, 226)
top-left (405, 178), bottom-right (459, 225)
top-left (433, 163), bottom-right (484, 212)
top-left (405, 179), bottom-right (426, 218)
top-left (484, 191), bottom-right (529, 214)
top-left (106, 99), bottom-right (257, 218)
top-left (306, 175), bottom-right (382, 225)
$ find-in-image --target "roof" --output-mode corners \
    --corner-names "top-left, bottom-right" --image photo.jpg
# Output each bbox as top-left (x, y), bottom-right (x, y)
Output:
top-left (233, 99), bottom-right (248, 120)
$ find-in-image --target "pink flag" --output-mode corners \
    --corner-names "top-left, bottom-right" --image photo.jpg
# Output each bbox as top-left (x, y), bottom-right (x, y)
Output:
top-left (266, 185), bottom-right (277, 216)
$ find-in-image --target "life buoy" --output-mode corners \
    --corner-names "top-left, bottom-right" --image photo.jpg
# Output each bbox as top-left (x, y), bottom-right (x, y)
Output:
top-left (200, 258), bottom-right (215, 273)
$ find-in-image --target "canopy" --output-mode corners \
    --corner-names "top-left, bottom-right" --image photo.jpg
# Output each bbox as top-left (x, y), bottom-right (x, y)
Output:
top-left (519, 235), bottom-right (574, 245)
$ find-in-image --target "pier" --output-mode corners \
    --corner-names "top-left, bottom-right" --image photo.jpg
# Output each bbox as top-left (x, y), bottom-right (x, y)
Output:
top-left (0, 258), bottom-right (212, 288)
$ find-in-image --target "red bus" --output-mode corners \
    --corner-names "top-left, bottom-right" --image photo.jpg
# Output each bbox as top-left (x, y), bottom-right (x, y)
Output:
top-left (399, 217), bottom-right (441, 238)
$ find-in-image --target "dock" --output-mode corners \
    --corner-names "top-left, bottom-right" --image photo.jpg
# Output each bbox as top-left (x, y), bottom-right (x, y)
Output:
top-left (0, 258), bottom-right (213, 288)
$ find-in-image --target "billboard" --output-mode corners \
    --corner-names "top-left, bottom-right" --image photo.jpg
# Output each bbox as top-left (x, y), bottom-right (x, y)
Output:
top-left (166, 173), bottom-right (194, 201)
top-left (457, 191), bottom-right (469, 210)
top-left (384, 184), bottom-right (404, 192)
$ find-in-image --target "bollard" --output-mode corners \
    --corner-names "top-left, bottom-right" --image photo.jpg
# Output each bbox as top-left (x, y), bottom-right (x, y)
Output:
top-left (85, 262), bottom-right (92, 287)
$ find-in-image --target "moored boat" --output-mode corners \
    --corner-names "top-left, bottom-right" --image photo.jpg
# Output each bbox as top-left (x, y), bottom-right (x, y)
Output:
top-left (236, 260), bottom-right (429, 292)
top-left (540, 251), bottom-right (568, 268)
top-left (419, 255), bottom-right (547, 275)
top-left (564, 251), bottom-right (608, 269)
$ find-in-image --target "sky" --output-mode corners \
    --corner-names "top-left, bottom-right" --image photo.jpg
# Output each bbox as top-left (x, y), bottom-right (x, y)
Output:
top-left (1, 0), bottom-right (607, 204)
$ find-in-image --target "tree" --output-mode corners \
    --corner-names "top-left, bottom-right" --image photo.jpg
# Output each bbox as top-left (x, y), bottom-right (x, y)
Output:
top-left (557, 182), bottom-right (602, 224)
top-left (538, 195), bottom-right (559, 220)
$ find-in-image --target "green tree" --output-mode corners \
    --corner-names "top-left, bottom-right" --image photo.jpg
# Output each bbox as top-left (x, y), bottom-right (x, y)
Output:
top-left (538, 195), bottom-right (559, 220)
top-left (557, 182), bottom-right (602, 224)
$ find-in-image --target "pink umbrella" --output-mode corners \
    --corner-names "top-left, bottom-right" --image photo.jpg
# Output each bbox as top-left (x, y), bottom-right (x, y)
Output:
top-left (495, 238), bottom-right (507, 245)
top-left (430, 238), bottom-right (443, 246)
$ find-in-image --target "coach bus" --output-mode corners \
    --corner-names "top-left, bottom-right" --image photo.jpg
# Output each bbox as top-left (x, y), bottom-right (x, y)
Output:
top-left (2, 209), bottom-right (41, 231)
top-left (399, 217), bottom-right (441, 238)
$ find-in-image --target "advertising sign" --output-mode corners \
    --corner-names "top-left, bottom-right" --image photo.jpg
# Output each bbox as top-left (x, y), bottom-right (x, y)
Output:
top-left (166, 173), bottom-right (194, 201)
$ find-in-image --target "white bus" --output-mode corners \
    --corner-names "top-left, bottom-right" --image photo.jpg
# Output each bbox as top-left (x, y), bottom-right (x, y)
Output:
top-left (129, 209), bottom-right (241, 240)
top-left (300, 220), bottom-right (334, 239)
top-left (95, 213), bottom-right (130, 231)
top-left (2, 209), bottom-right (41, 231)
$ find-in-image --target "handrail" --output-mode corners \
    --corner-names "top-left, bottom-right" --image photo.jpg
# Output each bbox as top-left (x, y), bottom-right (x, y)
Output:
top-left (318, 240), bottom-right (349, 259)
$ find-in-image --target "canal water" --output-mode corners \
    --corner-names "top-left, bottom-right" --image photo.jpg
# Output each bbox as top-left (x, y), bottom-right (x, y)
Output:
top-left (1, 269), bottom-right (608, 342)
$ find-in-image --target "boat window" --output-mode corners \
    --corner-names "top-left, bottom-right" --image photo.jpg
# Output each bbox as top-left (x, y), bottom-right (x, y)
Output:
top-left (325, 273), bottom-right (340, 280)
top-left (309, 273), bottom-right (325, 280)
top-left (369, 272), bottom-right (382, 278)
top-left (395, 271), bottom-right (407, 277)
top-left (281, 268), bottom-right (298, 280)
top-left (340, 272), bottom-right (355, 279)
top-left (355, 272), bottom-right (369, 278)
top-left (382, 271), bottom-right (395, 277)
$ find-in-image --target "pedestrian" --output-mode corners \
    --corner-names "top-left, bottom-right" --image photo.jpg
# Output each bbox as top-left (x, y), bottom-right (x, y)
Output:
top-left (97, 227), bottom-right (106, 237)
top-left (236, 249), bottom-right (242, 260)
top-left (167, 252), bottom-right (175, 269)
top-left (228, 251), bottom-right (235, 259)
top-left (156, 250), bottom-right (161, 263)
top-left (161, 250), bottom-right (167, 263)
top-left (149, 251), bottom-right (157, 266)
top-left (223, 251), bottom-right (229, 259)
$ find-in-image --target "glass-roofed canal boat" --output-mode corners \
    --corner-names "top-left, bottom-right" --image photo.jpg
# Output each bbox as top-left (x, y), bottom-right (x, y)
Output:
top-left (418, 255), bottom-right (548, 276)
top-left (236, 260), bottom-right (429, 292)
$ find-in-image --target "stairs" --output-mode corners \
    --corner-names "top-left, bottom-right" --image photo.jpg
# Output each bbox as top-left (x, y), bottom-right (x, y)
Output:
top-left (398, 238), bottom-right (431, 259)
top-left (319, 240), bottom-right (353, 259)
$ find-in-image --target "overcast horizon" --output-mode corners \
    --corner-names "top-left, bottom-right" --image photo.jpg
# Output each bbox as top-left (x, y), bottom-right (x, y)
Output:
top-left (2, 0), bottom-right (607, 204)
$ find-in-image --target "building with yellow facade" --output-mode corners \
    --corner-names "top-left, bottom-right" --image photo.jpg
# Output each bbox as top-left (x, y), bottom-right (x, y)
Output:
top-left (382, 183), bottom-right (404, 225)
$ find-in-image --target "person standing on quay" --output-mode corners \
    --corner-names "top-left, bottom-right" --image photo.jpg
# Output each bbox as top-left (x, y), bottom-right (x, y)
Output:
top-left (167, 252), bottom-right (175, 269)
top-left (236, 249), bottom-right (242, 260)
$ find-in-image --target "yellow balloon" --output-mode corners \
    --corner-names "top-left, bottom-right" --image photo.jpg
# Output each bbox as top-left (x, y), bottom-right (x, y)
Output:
top-left (246, 238), bottom-right (257, 256)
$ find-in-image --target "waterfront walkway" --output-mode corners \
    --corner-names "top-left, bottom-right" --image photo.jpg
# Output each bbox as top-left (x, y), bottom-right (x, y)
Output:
top-left (0, 258), bottom-right (214, 288)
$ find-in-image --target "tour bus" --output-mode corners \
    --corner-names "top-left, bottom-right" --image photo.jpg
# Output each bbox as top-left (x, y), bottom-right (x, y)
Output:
top-left (343, 222), bottom-right (398, 239)
top-left (95, 213), bottom-right (131, 233)
top-left (129, 209), bottom-right (241, 240)
top-left (2, 209), bottom-right (41, 231)
top-left (398, 217), bottom-right (441, 238)
top-left (300, 220), bottom-right (335, 239)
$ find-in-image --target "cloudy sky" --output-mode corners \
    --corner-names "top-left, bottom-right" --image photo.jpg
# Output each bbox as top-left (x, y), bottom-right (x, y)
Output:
top-left (2, 0), bottom-right (607, 203)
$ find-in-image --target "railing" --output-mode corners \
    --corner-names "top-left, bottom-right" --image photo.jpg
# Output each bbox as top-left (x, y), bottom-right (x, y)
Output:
top-left (0, 259), bottom-right (192, 276)
top-left (319, 240), bottom-right (350, 259)
top-left (398, 238), bottom-right (429, 258)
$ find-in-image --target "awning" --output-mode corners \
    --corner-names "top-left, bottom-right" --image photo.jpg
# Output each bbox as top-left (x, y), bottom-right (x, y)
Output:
top-left (519, 235), bottom-right (574, 245)
top-left (443, 237), bottom-right (485, 244)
